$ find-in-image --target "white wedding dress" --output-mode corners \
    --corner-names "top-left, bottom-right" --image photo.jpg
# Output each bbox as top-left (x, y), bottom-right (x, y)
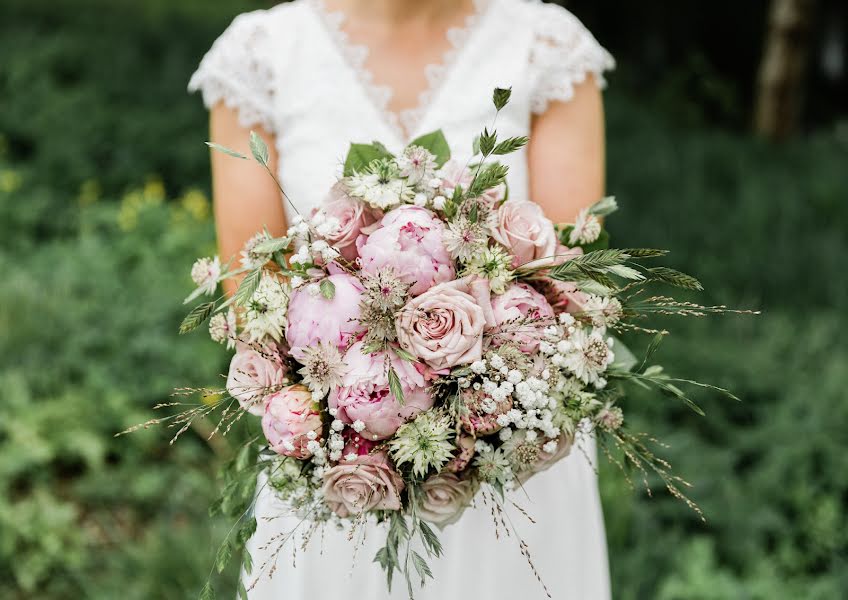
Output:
top-left (190, 1), bottom-right (614, 598)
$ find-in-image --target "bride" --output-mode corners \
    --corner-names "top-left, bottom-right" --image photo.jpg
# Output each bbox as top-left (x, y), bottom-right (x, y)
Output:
top-left (190, 0), bottom-right (614, 597)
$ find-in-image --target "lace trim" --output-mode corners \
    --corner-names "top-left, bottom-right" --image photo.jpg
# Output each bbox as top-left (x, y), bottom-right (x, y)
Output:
top-left (187, 10), bottom-right (279, 134)
top-left (309, 0), bottom-right (491, 142)
top-left (527, 0), bottom-right (615, 114)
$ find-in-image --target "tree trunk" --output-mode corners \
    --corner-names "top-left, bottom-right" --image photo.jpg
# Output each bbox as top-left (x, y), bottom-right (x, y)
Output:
top-left (754, 0), bottom-right (815, 140)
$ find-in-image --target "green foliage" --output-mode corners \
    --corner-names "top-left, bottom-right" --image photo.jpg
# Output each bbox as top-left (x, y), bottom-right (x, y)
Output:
top-left (408, 130), bottom-right (451, 167)
top-left (342, 143), bottom-right (394, 177)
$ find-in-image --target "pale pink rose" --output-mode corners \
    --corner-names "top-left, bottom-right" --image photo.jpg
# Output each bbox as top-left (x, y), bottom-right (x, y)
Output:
top-left (322, 451), bottom-right (404, 517)
top-left (328, 342), bottom-right (433, 440)
top-left (396, 276), bottom-right (494, 371)
top-left (418, 473), bottom-right (477, 527)
top-left (357, 206), bottom-right (455, 296)
top-left (285, 273), bottom-right (364, 360)
top-left (491, 201), bottom-right (558, 267)
top-left (490, 282), bottom-right (556, 352)
top-left (439, 160), bottom-right (505, 207)
top-left (262, 385), bottom-right (323, 459)
top-left (226, 346), bottom-right (286, 416)
top-left (314, 182), bottom-right (382, 262)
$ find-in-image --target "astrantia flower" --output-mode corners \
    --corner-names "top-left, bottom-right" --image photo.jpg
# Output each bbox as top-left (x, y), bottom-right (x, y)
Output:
top-left (347, 159), bottom-right (415, 210)
top-left (296, 342), bottom-right (346, 398)
top-left (596, 403), bottom-right (624, 430)
top-left (244, 274), bottom-right (289, 342)
top-left (361, 267), bottom-right (410, 313)
top-left (443, 216), bottom-right (488, 262)
top-left (190, 256), bottom-right (221, 296)
top-left (561, 328), bottom-right (614, 386)
top-left (240, 231), bottom-right (273, 269)
top-left (463, 246), bottom-right (514, 294)
top-left (472, 443), bottom-right (512, 486)
top-left (389, 412), bottom-right (455, 478)
top-left (209, 308), bottom-right (237, 349)
top-left (580, 295), bottom-right (623, 329)
top-left (397, 145), bottom-right (437, 185)
top-left (568, 207), bottom-right (602, 245)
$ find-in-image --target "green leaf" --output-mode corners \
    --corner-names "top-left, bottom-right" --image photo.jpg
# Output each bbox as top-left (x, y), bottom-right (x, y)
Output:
top-left (492, 136), bottom-right (528, 155)
top-left (388, 368), bottom-right (405, 406)
top-left (237, 517), bottom-right (258, 546)
top-left (409, 130), bottom-right (451, 167)
top-left (622, 247), bottom-right (668, 258)
top-left (234, 268), bottom-right (263, 306)
top-left (205, 142), bottom-right (248, 160)
top-left (638, 333), bottom-right (666, 373)
top-left (588, 195), bottom-right (618, 217)
top-left (319, 278), bottom-right (336, 299)
top-left (609, 337), bottom-right (638, 372)
top-left (393, 346), bottom-right (417, 362)
top-left (199, 582), bottom-right (215, 600)
top-left (417, 521), bottom-right (443, 557)
top-left (492, 87), bottom-right (512, 111)
top-left (411, 550), bottom-right (433, 584)
top-left (237, 581), bottom-right (249, 600)
top-left (215, 539), bottom-right (233, 573)
top-left (248, 131), bottom-right (269, 165)
top-left (343, 142), bottom-right (393, 176)
top-left (478, 127), bottom-right (496, 156)
top-left (253, 236), bottom-right (291, 254)
top-left (179, 301), bottom-right (215, 335)
top-left (468, 162), bottom-right (508, 197)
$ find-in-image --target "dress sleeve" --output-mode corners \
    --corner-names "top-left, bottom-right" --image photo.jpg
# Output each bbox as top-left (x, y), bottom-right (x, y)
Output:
top-left (528, 3), bottom-right (615, 114)
top-left (188, 10), bottom-right (278, 133)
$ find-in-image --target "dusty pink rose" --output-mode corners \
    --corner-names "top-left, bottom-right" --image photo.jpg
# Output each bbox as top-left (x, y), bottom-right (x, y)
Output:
top-left (439, 160), bottom-right (504, 207)
top-left (285, 273), bottom-right (364, 360)
top-left (396, 276), bottom-right (495, 371)
top-left (226, 346), bottom-right (287, 416)
top-left (491, 201), bottom-right (558, 267)
top-left (314, 182), bottom-right (382, 262)
top-left (357, 206), bottom-right (455, 296)
top-left (490, 282), bottom-right (556, 352)
top-left (262, 385), bottom-right (323, 459)
top-left (328, 342), bottom-right (433, 440)
top-left (322, 451), bottom-right (404, 517)
top-left (418, 473), bottom-right (477, 527)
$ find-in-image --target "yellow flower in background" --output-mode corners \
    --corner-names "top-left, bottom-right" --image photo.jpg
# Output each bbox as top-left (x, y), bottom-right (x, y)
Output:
top-left (143, 177), bottom-right (165, 202)
top-left (0, 169), bottom-right (22, 194)
top-left (181, 188), bottom-right (210, 221)
top-left (117, 177), bottom-right (165, 232)
top-left (77, 179), bottom-right (101, 206)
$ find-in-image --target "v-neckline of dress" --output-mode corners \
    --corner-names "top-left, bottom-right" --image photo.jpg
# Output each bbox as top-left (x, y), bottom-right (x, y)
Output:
top-left (308, 0), bottom-right (493, 145)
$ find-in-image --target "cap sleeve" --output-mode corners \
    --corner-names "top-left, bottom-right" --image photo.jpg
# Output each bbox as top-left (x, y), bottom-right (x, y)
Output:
top-left (188, 10), bottom-right (278, 133)
top-left (528, 3), bottom-right (615, 114)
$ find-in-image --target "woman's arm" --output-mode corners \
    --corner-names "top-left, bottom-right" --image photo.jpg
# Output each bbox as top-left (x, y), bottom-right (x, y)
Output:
top-left (210, 104), bottom-right (287, 295)
top-left (527, 79), bottom-right (606, 224)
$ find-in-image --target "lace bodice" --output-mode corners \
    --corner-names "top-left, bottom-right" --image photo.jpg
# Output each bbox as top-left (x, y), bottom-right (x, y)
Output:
top-left (189, 0), bottom-right (614, 218)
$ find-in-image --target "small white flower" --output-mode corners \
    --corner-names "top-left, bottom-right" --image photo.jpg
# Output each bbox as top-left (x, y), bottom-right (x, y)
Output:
top-left (344, 452), bottom-right (358, 462)
top-left (432, 195), bottom-right (447, 211)
top-left (396, 145), bottom-right (437, 185)
top-left (243, 274), bottom-right (289, 342)
top-left (290, 275), bottom-right (305, 289)
top-left (190, 256), bottom-right (221, 296)
top-left (499, 428), bottom-right (514, 441)
top-left (507, 369), bottom-right (523, 384)
top-left (542, 440), bottom-right (558, 454)
top-left (208, 308), bottom-right (237, 349)
top-left (569, 208), bottom-right (602, 245)
top-left (352, 420), bottom-right (366, 433)
top-left (306, 430), bottom-right (318, 440)
top-left (413, 192), bottom-right (428, 206)
top-left (331, 419), bottom-right (345, 432)
top-left (240, 231), bottom-right (273, 269)
top-left (525, 430), bottom-right (538, 442)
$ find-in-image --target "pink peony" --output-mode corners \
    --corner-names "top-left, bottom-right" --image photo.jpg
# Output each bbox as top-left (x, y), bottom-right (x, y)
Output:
top-left (491, 201), bottom-right (558, 267)
top-left (396, 276), bottom-right (495, 371)
top-left (285, 273), bottom-right (365, 360)
top-left (314, 182), bottom-right (382, 262)
top-left (262, 385), bottom-right (323, 459)
top-left (357, 206), bottom-right (455, 296)
top-left (226, 345), bottom-right (287, 416)
top-left (322, 451), bottom-right (404, 517)
top-left (439, 160), bottom-right (504, 207)
top-left (490, 282), bottom-right (556, 352)
top-left (328, 342), bottom-right (433, 440)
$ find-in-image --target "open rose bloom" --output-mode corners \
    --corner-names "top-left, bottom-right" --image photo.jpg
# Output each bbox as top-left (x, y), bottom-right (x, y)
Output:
top-left (171, 89), bottom-right (746, 595)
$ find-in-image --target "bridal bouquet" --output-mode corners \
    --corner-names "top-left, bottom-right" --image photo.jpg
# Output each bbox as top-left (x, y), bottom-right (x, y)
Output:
top-left (133, 89), bottom-right (752, 598)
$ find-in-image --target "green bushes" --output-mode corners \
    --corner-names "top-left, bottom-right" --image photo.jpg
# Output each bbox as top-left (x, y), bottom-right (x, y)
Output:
top-left (1, 1), bottom-right (846, 598)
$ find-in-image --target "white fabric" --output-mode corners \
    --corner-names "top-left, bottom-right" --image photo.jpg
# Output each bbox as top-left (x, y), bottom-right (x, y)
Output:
top-left (190, 1), bottom-right (614, 598)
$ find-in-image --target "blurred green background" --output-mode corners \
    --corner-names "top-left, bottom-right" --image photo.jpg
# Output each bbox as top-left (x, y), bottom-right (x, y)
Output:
top-left (1, 0), bottom-right (846, 598)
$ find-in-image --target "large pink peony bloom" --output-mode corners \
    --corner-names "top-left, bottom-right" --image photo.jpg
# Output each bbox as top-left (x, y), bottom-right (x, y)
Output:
top-left (490, 282), bottom-right (556, 352)
top-left (285, 273), bottom-right (365, 360)
top-left (262, 385), bottom-right (323, 459)
top-left (313, 182), bottom-right (382, 262)
top-left (491, 201), bottom-right (558, 267)
top-left (357, 206), bottom-right (455, 296)
top-left (226, 345), bottom-right (287, 416)
top-left (396, 276), bottom-right (495, 371)
top-left (322, 451), bottom-right (404, 517)
top-left (328, 342), bottom-right (433, 440)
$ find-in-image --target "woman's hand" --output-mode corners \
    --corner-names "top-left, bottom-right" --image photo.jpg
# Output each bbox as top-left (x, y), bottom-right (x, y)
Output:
top-left (527, 78), bottom-right (606, 224)
top-left (210, 103), bottom-right (287, 295)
